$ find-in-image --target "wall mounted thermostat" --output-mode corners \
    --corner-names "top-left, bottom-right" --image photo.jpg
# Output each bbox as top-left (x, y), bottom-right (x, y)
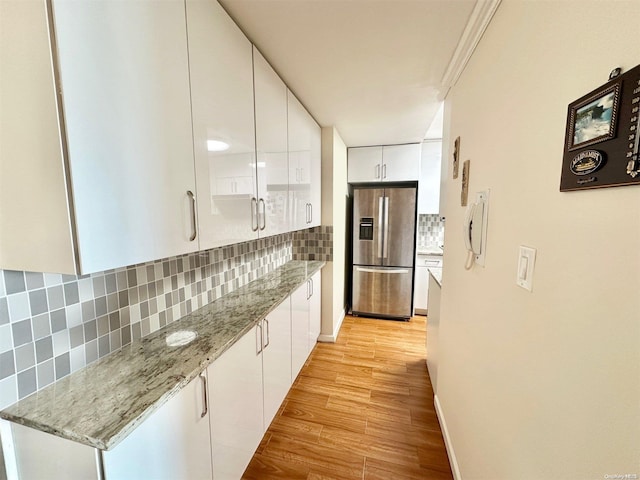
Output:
top-left (560, 63), bottom-right (640, 191)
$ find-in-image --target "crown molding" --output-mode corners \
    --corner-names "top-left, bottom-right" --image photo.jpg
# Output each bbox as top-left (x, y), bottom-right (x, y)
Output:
top-left (441, 0), bottom-right (502, 92)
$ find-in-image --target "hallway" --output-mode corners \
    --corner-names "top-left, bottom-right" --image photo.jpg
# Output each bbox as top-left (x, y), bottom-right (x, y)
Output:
top-left (243, 315), bottom-right (453, 479)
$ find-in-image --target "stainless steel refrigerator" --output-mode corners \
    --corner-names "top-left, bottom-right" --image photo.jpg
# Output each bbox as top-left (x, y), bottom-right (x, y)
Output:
top-left (351, 185), bottom-right (416, 319)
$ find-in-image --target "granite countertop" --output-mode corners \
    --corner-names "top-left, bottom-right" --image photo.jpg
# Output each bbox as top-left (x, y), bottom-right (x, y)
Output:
top-left (428, 267), bottom-right (443, 286)
top-left (0, 260), bottom-right (324, 451)
top-left (417, 246), bottom-right (443, 256)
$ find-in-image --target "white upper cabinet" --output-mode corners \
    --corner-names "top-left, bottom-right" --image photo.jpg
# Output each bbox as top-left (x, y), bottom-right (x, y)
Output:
top-left (347, 146), bottom-right (383, 183)
top-left (1, 0), bottom-right (198, 274)
top-left (186, 0), bottom-right (258, 249)
top-left (418, 140), bottom-right (442, 214)
top-left (288, 91), bottom-right (321, 230)
top-left (253, 47), bottom-right (290, 237)
top-left (53, 0), bottom-right (198, 273)
top-left (308, 114), bottom-right (322, 228)
top-left (382, 144), bottom-right (421, 181)
top-left (348, 144), bottom-right (421, 183)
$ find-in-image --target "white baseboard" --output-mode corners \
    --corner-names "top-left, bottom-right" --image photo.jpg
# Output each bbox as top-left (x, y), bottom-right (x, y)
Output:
top-left (434, 394), bottom-right (462, 480)
top-left (317, 309), bottom-right (346, 343)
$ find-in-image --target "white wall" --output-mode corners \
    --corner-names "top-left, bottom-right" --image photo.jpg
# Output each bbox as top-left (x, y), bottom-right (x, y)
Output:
top-left (320, 126), bottom-right (348, 340)
top-left (437, 1), bottom-right (640, 479)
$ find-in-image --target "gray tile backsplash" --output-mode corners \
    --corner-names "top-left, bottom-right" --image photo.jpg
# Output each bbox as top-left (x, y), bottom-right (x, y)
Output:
top-left (0, 227), bottom-right (331, 409)
top-left (417, 214), bottom-right (445, 248)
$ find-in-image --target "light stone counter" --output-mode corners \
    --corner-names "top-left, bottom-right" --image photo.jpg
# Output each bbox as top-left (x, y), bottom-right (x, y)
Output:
top-left (0, 260), bottom-right (324, 451)
top-left (428, 267), bottom-right (443, 286)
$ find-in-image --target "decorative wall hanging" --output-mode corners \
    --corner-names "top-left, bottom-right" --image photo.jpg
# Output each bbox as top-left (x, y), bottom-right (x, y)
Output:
top-left (453, 136), bottom-right (460, 179)
top-left (461, 159), bottom-right (470, 206)
top-left (560, 64), bottom-right (640, 191)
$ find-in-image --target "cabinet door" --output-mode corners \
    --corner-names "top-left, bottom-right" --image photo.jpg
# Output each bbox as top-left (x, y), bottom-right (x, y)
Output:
top-left (186, 0), bottom-right (258, 249)
top-left (254, 48), bottom-right (290, 237)
top-left (347, 146), bottom-right (383, 183)
top-left (308, 271), bottom-right (322, 353)
top-left (414, 266), bottom-right (429, 312)
top-left (209, 324), bottom-right (264, 480)
top-left (382, 144), bottom-right (421, 181)
top-left (291, 281), bottom-right (310, 380)
top-left (262, 299), bottom-right (292, 429)
top-left (52, 0), bottom-right (197, 273)
top-left (308, 116), bottom-right (322, 227)
top-left (418, 140), bottom-right (442, 214)
top-left (287, 91), bottom-right (312, 231)
top-left (102, 374), bottom-right (212, 480)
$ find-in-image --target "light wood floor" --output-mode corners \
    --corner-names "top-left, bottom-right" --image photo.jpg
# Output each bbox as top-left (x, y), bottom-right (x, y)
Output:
top-left (242, 315), bottom-right (454, 480)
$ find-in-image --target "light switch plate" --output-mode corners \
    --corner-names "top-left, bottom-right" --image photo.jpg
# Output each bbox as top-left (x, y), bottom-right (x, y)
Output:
top-left (517, 246), bottom-right (536, 291)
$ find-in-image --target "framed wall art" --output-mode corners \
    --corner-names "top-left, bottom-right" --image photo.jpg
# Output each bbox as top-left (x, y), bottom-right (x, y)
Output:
top-left (560, 63), bottom-right (640, 191)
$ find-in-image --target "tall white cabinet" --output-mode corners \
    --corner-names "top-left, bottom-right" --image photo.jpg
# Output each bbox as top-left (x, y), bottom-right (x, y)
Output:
top-left (1, 0), bottom-right (198, 275)
top-left (288, 92), bottom-right (322, 230)
top-left (254, 48), bottom-right (291, 237)
top-left (418, 140), bottom-right (442, 214)
top-left (1, 0), bottom-right (322, 277)
top-left (186, 0), bottom-right (257, 249)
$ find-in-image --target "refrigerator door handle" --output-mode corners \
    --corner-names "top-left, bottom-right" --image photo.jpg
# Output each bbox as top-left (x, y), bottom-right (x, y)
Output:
top-left (377, 196), bottom-right (384, 259)
top-left (355, 267), bottom-right (409, 274)
top-left (383, 196), bottom-right (390, 259)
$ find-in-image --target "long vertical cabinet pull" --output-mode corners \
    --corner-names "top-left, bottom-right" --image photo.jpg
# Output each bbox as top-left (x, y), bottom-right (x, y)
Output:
top-left (199, 372), bottom-right (208, 418)
top-left (251, 197), bottom-right (259, 232)
top-left (375, 164), bottom-right (380, 179)
top-left (256, 322), bottom-right (263, 354)
top-left (310, 277), bottom-right (313, 297)
top-left (382, 164), bottom-right (387, 179)
top-left (187, 191), bottom-right (197, 241)
top-left (258, 198), bottom-right (266, 230)
top-left (377, 196), bottom-right (384, 259)
top-left (309, 203), bottom-right (313, 224)
top-left (263, 319), bottom-right (270, 348)
top-left (383, 196), bottom-right (390, 259)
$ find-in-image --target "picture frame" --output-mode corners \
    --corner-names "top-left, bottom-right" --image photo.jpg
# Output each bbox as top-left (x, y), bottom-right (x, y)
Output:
top-left (566, 82), bottom-right (620, 151)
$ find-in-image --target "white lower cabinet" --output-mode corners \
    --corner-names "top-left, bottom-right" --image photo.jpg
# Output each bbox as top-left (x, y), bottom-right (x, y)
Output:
top-left (291, 279), bottom-right (311, 380)
top-left (262, 299), bottom-right (293, 428)
top-left (414, 255), bottom-right (443, 315)
top-left (208, 296), bottom-right (293, 480)
top-left (208, 324), bottom-right (264, 480)
top-left (291, 270), bottom-right (322, 379)
top-left (308, 271), bottom-right (322, 354)
top-left (102, 374), bottom-right (213, 480)
top-left (1, 374), bottom-right (213, 480)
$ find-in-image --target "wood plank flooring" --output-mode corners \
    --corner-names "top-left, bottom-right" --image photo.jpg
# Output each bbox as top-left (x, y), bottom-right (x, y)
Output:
top-left (242, 315), bottom-right (453, 480)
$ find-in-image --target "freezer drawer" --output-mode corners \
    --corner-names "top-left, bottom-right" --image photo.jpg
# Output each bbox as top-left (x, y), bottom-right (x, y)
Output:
top-left (352, 266), bottom-right (413, 319)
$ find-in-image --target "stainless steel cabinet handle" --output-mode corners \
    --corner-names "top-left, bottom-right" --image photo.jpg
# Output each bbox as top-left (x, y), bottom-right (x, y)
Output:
top-left (377, 197), bottom-right (384, 259)
top-left (256, 322), bottom-right (263, 354)
top-left (258, 198), bottom-right (266, 230)
top-left (306, 279), bottom-right (310, 300)
top-left (382, 164), bottom-right (387, 179)
top-left (251, 197), bottom-right (258, 232)
top-left (383, 196), bottom-right (389, 259)
top-left (199, 373), bottom-right (208, 418)
top-left (310, 277), bottom-right (314, 297)
top-left (309, 203), bottom-right (313, 224)
top-left (375, 164), bottom-right (380, 179)
top-left (263, 319), bottom-right (270, 349)
top-left (187, 190), bottom-right (197, 241)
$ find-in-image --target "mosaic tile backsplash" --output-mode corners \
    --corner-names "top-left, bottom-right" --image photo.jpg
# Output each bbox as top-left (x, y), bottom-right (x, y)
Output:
top-left (0, 227), bottom-right (331, 409)
top-left (292, 225), bottom-right (333, 262)
top-left (417, 214), bottom-right (445, 248)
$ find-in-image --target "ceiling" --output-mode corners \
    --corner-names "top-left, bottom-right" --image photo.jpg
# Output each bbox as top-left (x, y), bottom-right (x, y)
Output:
top-left (219, 0), bottom-right (479, 147)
